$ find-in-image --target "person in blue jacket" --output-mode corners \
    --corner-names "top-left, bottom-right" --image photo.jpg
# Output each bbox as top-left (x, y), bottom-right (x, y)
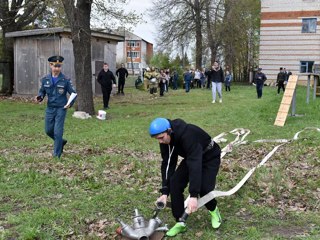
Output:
top-left (224, 70), bottom-right (232, 91)
top-left (183, 69), bottom-right (193, 92)
top-left (254, 67), bottom-right (267, 99)
top-left (35, 55), bottom-right (77, 158)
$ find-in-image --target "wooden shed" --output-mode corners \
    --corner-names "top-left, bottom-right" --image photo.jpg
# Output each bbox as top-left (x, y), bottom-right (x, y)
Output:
top-left (5, 27), bottom-right (124, 96)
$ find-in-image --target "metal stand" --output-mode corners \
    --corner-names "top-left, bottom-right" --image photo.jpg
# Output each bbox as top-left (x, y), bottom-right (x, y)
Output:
top-left (306, 73), bottom-right (319, 104)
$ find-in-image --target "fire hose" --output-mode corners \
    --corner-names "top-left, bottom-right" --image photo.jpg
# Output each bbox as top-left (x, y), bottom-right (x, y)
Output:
top-left (117, 127), bottom-right (320, 237)
top-left (180, 127), bottom-right (320, 221)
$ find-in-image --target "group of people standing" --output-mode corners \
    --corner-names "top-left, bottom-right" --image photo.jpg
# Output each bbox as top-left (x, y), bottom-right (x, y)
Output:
top-left (142, 62), bottom-right (233, 103)
top-left (97, 63), bottom-right (129, 109)
top-left (143, 67), bottom-right (179, 98)
top-left (253, 67), bottom-right (292, 99)
top-left (183, 62), bottom-right (233, 103)
top-left (276, 67), bottom-right (291, 94)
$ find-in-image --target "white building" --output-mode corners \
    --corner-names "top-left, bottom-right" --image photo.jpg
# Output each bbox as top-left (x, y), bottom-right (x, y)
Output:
top-left (259, 0), bottom-right (320, 85)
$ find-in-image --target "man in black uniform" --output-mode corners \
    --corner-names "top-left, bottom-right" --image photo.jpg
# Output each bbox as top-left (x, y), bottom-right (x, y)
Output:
top-left (149, 118), bottom-right (222, 237)
top-left (116, 63), bottom-right (128, 95)
top-left (276, 67), bottom-right (286, 94)
top-left (97, 63), bottom-right (116, 109)
top-left (254, 67), bottom-right (267, 99)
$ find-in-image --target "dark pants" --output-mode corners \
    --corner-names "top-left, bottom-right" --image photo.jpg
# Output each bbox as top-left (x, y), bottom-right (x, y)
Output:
top-left (185, 80), bottom-right (191, 92)
top-left (206, 80), bottom-right (211, 89)
top-left (169, 148), bottom-right (221, 221)
top-left (150, 86), bottom-right (157, 95)
top-left (101, 87), bottom-right (112, 108)
top-left (45, 107), bottom-right (67, 158)
top-left (173, 80), bottom-right (178, 90)
top-left (118, 79), bottom-right (125, 93)
top-left (225, 85), bottom-right (230, 91)
top-left (277, 81), bottom-right (285, 94)
top-left (196, 79), bottom-right (201, 88)
top-left (256, 83), bottom-right (263, 98)
top-left (159, 81), bottom-right (166, 96)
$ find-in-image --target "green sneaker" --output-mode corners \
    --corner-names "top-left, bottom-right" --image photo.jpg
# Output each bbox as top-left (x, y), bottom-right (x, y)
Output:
top-left (166, 222), bottom-right (187, 237)
top-left (209, 207), bottom-right (222, 229)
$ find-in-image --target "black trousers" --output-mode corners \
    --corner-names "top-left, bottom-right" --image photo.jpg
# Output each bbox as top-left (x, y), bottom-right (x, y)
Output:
top-left (159, 82), bottom-right (165, 96)
top-left (169, 148), bottom-right (221, 222)
top-left (150, 86), bottom-right (157, 95)
top-left (277, 82), bottom-right (285, 93)
top-left (206, 80), bottom-right (211, 89)
top-left (118, 79), bottom-right (125, 93)
top-left (101, 87), bottom-right (112, 108)
top-left (256, 83), bottom-right (263, 98)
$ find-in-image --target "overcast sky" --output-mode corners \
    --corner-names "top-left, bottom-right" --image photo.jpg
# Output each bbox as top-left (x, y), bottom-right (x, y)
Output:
top-left (125, 0), bottom-right (156, 44)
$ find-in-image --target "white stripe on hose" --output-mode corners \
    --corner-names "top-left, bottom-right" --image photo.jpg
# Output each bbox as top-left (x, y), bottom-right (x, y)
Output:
top-left (184, 127), bottom-right (320, 209)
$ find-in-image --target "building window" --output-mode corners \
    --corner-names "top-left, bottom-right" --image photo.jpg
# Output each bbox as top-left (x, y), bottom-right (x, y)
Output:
top-left (300, 61), bottom-right (314, 73)
top-left (127, 62), bottom-right (140, 69)
top-left (302, 18), bottom-right (317, 33)
top-left (127, 41), bottom-right (140, 47)
top-left (127, 51), bottom-right (140, 58)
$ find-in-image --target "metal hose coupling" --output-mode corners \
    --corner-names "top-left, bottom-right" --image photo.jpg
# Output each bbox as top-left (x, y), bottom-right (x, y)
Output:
top-left (116, 208), bottom-right (165, 240)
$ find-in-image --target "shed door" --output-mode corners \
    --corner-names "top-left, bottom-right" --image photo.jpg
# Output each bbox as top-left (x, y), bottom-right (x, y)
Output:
top-left (94, 61), bottom-right (104, 95)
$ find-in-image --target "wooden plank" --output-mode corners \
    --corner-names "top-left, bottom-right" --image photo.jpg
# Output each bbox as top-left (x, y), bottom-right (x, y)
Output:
top-left (274, 75), bottom-right (298, 127)
top-left (279, 104), bottom-right (290, 113)
top-left (281, 97), bottom-right (292, 105)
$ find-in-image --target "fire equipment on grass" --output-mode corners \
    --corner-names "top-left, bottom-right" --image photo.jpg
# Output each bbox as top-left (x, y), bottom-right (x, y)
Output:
top-left (116, 202), bottom-right (168, 240)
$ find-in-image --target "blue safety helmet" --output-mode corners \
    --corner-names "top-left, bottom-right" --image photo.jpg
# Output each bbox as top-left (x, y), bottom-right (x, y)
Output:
top-left (149, 118), bottom-right (171, 137)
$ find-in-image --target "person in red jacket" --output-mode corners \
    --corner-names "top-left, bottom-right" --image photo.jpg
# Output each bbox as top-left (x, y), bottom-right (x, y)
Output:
top-left (149, 118), bottom-right (222, 237)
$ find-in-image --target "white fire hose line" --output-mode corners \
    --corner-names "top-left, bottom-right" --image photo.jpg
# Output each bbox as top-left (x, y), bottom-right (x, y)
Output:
top-left (184, 127), bottom-right (320, 209)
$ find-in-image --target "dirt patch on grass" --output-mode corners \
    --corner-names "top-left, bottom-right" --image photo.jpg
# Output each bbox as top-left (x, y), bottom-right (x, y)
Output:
top-left (270, 225), bottom-right (311, 238)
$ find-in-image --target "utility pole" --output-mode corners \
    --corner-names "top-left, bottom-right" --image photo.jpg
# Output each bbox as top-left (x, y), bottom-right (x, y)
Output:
top-left (129, 41), bottom-right (135, 75)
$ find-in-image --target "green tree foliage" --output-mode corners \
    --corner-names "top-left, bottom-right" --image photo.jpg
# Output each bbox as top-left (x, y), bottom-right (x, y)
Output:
top-left (92, 0), bottom-right (141, 30)
top-left (171, 54), bottom-right (182, 69)
top-left (150, 0), bottom-right (205, 70)
top-left (150, 0), bottom-right (260, 82)
top-left (0, 0), bottom-right (47, 93)
top-left (34, 0), bottom-right (68, 28)
top-left (60, 0), bottom-right (140, 114)
top-left (222, 0), bottom-right (260, 82)
top-left (150, 52), bottom-right (170, 70)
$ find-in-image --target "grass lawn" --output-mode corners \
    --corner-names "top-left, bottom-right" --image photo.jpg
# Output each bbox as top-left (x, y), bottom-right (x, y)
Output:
top-left (0, 84), bottom-right (319, 240)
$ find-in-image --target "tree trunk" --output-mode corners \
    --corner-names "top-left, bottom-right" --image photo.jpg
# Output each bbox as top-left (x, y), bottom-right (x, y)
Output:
top-left (62, 0), bottom-right (95, 115)
top-left (194, 0), bottom-right (202, 69)
top-left (205, 0), bottom-right (217, 65)
top-left (223, 0), bottom-right (233, 70)
top-left (1, 29), bottom-right (14, 94)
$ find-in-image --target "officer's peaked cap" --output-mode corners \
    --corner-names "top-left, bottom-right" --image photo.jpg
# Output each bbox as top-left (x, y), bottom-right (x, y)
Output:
top-left (48, 55), bottom-right (64, 64)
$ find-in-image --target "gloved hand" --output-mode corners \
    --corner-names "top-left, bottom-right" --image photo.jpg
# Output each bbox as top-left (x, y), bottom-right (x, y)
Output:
top-left (35, 95), bottom-right (43, 102)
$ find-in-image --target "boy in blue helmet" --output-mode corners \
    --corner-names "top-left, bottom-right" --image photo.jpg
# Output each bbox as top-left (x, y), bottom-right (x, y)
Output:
top-left (149, 118), bottom-right (222, 237)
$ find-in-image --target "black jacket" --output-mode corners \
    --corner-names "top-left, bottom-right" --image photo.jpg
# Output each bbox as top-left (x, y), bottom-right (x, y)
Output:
top-left (254, 72), bottom-right (267, 85)
top-left (97, 69), bottom-right (116, 89)
top-left (277, 72), bottom-right (286, 83)
top-left (207, 68), bottom-right (224, 83)
top-left (159, 119), bottom-right (220, 198)
top-left (116, 67), bottom-right (129, 81)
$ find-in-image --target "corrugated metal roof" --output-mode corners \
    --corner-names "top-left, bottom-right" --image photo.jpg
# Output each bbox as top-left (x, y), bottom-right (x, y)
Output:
top-left (5, 27), bottom-right (125, 41)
